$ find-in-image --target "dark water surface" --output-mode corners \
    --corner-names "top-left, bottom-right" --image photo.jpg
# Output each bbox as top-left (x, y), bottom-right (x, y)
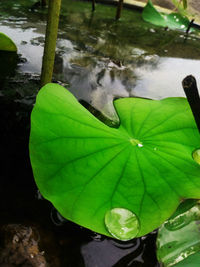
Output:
top-left (0, 0), bottom-right (200, 266)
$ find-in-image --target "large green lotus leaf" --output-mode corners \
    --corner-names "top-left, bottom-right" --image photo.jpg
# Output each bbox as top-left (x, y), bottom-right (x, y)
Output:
top-left (29, 83), bottom-right (200, 239)
top-left (0, 32), bottom-right (17, 52)
top-left (142, 0), bottom-right (190, 31)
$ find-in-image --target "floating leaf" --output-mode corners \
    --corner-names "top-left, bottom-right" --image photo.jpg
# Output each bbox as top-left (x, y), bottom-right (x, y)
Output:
top-left (142, 0), bottom-right (190, 31)
top-left (142, 0), bottom-right (167, 27)
top-left (157, 200), bottom-right (200, 266)
top-left (0, 32), bottom-right (17, 52)
top-left (29, 83), bottom-right (200, 240)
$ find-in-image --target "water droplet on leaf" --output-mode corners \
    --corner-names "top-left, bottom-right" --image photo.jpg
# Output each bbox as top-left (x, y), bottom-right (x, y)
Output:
top-left (104, 208), bottom-right (140, 241)
top-left (192, 149), bottom-right (200, 165)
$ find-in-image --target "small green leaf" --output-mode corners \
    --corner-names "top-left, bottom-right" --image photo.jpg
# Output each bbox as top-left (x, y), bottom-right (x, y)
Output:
top-left (157, 200), bottom-right (200, 266)
top-left (165, 13), bottom-right (190, 30)
top-left (142, 0), bottom-right (167, 27)
top-left (29, 83), bottom-right (200, 240)
top-left (142, 0), bottom-right (190, 30)
top-left (0, 32), bottom-right (17, 52)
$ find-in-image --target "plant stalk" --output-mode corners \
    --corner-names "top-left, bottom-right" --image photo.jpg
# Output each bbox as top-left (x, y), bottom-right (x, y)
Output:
top-left (116, 0), bottom-right (124, 20)
top-left (92, 0), bottom-right (95, 11)
top-left (182, 75), bottom-right (200, 133)
top-left (41, 0), bottom-right (47, 7)
top-left (41, 0), bottom-right (61, 87)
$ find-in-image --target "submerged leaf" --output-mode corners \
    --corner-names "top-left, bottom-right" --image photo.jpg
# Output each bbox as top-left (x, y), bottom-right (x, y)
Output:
top-left (174, 252), bottom-right (200, 266)
top-left (142, 0), bottom-right (190, 30)
top-left (0, 32), bottom-right (17, 52)
top-left (29, 83), bottom-right (200, 240)
top-left (157, 200), bottom-right (200, 266)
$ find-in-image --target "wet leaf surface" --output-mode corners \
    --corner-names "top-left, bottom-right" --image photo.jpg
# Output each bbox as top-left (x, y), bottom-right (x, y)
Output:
top-left (142, 0), bottom-right (190, 31)
top-left (30, 83), bottom-right (200, 239)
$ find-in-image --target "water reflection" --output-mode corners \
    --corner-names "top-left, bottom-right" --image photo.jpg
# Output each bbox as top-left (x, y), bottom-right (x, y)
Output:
top-left (134, 57), bottom-right (200, 100)
top-left (2, 1), bottom-right (200, 266)
top-left (81, 232), bottom-right (158, 267)
top-left (81, 238), bottom-right (142, 267)
top-left (1, 0), bottom-right (200, 121)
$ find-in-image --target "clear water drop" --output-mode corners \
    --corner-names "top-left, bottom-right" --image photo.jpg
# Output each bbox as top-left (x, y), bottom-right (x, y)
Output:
top-left (90, 232), bottom-right (104, 242)
top-left (35, 189), bottom-right (44, 200)
top-left (104, 208), bottom-right (140, 241)
top-left (50, 207), bottom-right (68, 226)
top-left (192, 149), bottom-right (200, 165)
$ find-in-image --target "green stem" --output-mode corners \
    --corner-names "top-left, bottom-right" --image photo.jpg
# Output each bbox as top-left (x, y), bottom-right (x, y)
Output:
top-left (41, 0), bottom-right (47, 7)
top-left (41, 0), bottom-right (61, 87)
top-left (92, 0), bottom-right (95, 11)
top-left (116, 0), bottom-right (124, 20)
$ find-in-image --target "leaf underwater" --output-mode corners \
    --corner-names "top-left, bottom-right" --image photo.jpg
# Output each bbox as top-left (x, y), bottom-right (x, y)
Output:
top-left (29, 83), bottom-right (200, 240)
top-left (142, 0), bottom-right (190, 31)
top-left (0, 32), bottom-right (17, 52)
top-left (157, 200), bottom-right (200, 266)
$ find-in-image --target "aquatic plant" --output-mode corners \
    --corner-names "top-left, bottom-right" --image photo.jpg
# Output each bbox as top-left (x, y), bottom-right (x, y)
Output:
top-left (0, 32), bottom-right (17, 52)
top-left (142, 0), bottom-right (190, 30)
top-left (41, 0), bottom-right (61, 86)
top-left (29, 83), bottom-right (200, 241)
top-left (172, 0), bottom-right (188, 11)
top-left (157, 199), bottom-right (200, 266)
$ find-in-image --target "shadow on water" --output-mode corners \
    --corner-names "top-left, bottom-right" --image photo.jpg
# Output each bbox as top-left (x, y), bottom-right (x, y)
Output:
top-left (1, 0), bottom-right (200, 266)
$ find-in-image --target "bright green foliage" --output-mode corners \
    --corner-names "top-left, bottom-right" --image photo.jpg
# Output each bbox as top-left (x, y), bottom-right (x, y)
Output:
top-left (142, 0), bottom-right (190, 30)
top-left (157, 200), bottom-right (200, 266)
top-left (142, 0), bottom-right (167, 27)
top-left (29, 83), bottom-right (200, 239)
top-left (0, 32), bottom-right (17, 52)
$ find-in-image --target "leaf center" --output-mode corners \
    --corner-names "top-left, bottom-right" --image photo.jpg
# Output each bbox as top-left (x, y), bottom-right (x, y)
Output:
top-left (129, 138), bottom-right (143, 147)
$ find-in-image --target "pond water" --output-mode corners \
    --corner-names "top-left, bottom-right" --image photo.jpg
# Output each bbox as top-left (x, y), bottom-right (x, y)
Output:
top-left (1, 0), bottom-right (200, 266)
